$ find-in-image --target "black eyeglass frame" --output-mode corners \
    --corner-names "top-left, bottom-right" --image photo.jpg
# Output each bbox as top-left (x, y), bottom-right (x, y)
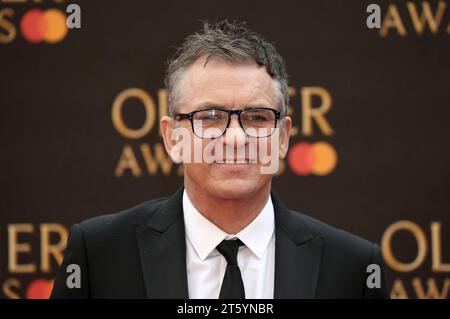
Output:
top-left (173, 107), bottom-right (282, 139)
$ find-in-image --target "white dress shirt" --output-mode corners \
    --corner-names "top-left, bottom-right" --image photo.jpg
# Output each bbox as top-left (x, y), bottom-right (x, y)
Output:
top-left (183, 189), bottom-right (275, 299)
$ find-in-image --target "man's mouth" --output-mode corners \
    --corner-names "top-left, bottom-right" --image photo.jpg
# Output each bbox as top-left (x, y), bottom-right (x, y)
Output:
top-left (214, 159), bottom-right (257, 164)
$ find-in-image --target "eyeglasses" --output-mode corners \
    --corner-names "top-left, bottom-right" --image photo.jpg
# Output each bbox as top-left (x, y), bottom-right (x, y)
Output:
top-left (173, 107), bottom-right (281, 139)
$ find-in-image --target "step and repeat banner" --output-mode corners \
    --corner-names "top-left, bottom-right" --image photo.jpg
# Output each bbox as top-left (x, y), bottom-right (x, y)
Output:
top-left (1, 0), bottom-right (449, 299)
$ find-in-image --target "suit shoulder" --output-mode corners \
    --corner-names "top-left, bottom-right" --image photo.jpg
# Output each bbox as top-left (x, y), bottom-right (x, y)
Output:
top-left (291, 210), bottom-right (376, 256)
top-left (76, 195), bottom-right (170, 236)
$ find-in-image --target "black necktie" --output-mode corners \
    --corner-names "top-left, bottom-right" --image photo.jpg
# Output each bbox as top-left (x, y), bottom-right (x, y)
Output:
top-left (216, 239), bottom-right (245, 299)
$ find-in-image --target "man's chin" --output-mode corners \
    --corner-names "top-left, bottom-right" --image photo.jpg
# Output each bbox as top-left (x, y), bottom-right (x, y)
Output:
top-left (209, 179), bottom-right (260, 200)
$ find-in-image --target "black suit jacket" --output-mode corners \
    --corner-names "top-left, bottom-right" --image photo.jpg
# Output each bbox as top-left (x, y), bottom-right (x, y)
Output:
top-left (51, 186), bottom-right (387, 298)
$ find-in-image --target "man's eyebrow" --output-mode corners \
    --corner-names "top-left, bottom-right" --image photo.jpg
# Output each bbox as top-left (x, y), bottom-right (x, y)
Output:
top-left (243, 104), bottom-right (276, 109)
top-left (193, 102), bottom-right (275, 111)
top-left (193, 102), bottom-right (227, 111)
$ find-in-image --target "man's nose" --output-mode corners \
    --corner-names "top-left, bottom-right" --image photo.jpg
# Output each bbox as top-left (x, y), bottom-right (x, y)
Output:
top-left (222, 115), bottom-right (247, 147)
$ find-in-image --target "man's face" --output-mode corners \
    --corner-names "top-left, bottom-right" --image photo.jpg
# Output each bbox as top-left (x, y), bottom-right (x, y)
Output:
top-left (162, 57), bottom-right (291, 200)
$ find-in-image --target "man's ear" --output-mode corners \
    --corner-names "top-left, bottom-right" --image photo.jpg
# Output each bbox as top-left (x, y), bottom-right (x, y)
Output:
top-left (160, 116), bottom-right (179, 161)
top-left (279, 116), bottom-right (292, 159)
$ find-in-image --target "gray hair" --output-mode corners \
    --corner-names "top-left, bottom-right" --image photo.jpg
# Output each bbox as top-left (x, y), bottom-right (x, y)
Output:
top-left (164, 20), bottom-right (289, 117)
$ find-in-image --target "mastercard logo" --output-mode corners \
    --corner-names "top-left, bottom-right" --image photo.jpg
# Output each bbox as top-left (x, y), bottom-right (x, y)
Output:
top-left (20, 9), bottom-right (68, 43)
top-left (26, 278), bottom-right (54, 299)
top-left (288, 141), bottom-right (337, 176)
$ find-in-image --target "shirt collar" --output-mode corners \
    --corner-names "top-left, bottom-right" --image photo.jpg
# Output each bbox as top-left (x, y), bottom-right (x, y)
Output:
top-left (183, 189), bottom-right (275, 261)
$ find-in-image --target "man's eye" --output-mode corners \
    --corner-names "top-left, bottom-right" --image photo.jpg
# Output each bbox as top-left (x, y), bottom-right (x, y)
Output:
top-left (197, 110), bottom-right (227, 121)
top-left (248, 115), bottom-right (267, 122)
top-left (199, 114), bottom-right (219, 120)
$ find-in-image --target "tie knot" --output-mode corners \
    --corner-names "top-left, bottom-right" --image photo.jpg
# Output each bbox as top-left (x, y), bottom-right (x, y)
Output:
top-left (216, 239), bottom-right (244, 266)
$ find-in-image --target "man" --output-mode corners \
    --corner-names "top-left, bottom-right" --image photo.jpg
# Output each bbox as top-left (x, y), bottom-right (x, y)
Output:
top-left (51, 20), bottom-right (387, 299)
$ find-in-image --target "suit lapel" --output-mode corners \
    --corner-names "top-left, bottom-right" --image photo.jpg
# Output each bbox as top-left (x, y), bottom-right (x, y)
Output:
top-left (134, 187), bottom-right (189, 298)
top-left (272, 191), bottom-right (324, 299)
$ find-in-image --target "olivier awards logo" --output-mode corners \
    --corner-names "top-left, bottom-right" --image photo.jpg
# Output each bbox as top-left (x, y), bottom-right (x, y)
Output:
top-left (0, 223), bottom-right (68, 298)
top-left (381, 220), bottom-right (450, 298)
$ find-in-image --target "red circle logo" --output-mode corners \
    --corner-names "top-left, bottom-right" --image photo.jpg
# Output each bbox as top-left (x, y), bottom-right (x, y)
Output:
top-left (26, 279), bottom-right (53, 299)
